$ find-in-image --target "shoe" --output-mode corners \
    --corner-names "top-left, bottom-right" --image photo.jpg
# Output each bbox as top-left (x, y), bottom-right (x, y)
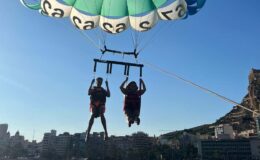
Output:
top-left (136, 118), bottom-right (140, 125)
top-left (128, 121), bottom-right (132, 127)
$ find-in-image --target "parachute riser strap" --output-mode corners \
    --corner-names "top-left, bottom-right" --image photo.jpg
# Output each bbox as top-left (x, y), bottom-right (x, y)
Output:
top-left (139, 67), bottom-right (143, 88)
top-left (100, 46), bottom-right (139, 58)
top-left (94, 59), bottom-right (144, 77)
top-left (124, 65), bottom-right (130, 76)
top-left (140, 67), bottom-right (143, 77)
top-left (94, 61), bottom-right (97, 73)
top-left (93, 61), bottom-right (97, 78)
top-left (106, 63), bottom-right (113, 74)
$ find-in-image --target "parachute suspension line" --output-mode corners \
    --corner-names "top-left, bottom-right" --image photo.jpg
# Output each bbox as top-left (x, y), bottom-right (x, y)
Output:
top-left (93, 0), bottom-right (107, 47)
top-left (135, 57), bottom-right (139, 64)
top-left (134, 56), bottom-right (141, 76)
top-left (82, 0), bottom-right (103, 46)
top-left (99, 51), bottom-right (104, 60)
top-left (141, 60), bottom-right (260, 116)
top-left (130, 29), bottom-right (137, 50)
top-left (78, 30), bottom-right (100, 50)
top-left (54, 7), bottom-right (100, 50)
top-left (100, 28), bottom-right (107, 47)
top-left (57, 20), bottom-right (100, 50)
top-left (138, 22), bottom-right (174, 53)
top-left (100, 0), bottom-right (114, 50)
top-left (134, 0), bottom-right (138, 49)
top-left (95, 2), bottom-right (104, 42)
top-left (101, 31), bottom-right (108, 51)
top-left (134, 0), bottom-right (147, 49)
top-left (127, 0), bottom-right (137, 49)
top-left (136, 1), bottom-right (148, 49)
top-left (136, 8), bottom-right (155, 49)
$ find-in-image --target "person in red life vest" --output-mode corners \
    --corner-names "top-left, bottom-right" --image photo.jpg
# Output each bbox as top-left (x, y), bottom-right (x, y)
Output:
top-left (120, 77), bottom-right (146, 127)
top-left (86, 77), bottom-right (110, 141)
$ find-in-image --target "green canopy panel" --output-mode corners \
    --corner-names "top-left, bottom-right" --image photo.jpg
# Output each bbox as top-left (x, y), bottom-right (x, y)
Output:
top-left (20, 0), bottom-right (41, 10)
top-left (101, 0), bottom-right (128, 17)
top-left (72, 0), bottom-right (103, 15)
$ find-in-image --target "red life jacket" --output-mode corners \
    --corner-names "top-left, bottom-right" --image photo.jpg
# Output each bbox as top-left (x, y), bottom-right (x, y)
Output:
top-left (124, 92), bottom-right (141, 110)
top-left (90, 87), bottom-right (107, 105)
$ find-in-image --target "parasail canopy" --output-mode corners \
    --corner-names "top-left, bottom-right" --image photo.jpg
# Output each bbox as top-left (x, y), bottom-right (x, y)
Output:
top-left (21, 0), bottom-right (206, 34)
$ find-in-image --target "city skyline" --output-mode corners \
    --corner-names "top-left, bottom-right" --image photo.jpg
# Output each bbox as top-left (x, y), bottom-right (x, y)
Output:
top-left (0, 123), bottom-right (154, 142)
top-left (1, 0), bottom-right (260, 142)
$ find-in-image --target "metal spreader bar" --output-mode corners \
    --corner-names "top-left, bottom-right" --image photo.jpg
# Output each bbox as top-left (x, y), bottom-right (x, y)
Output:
top-left (100, 45), bottom-right (139, 58)
top-left (93, 59), bottom-right (143, 77)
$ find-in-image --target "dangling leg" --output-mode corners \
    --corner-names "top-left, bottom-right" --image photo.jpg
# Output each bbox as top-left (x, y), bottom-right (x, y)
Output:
top-left (86, 114), bottom-right (95, 142)
top-left (135, 102), bottom-right (141, 125)
top-left (129, 104), bottom-right (136, 127)
top-left (124, 105), bottom-right (131, 127)
top-left (135, 114), bottom-right (140, 125)
top-left (100, 105), bottom-right (108, 140)
top-left (134, 109), bottom-right (141, 125)
top-left (129, 110), bottom-right (135, 126)
top-left (125, 108), bottom-right (133, 127)
top-left (128, 116), bottom-right (132, 127)
top-left (125, 114), bottom-right (131, 127)
top-left (100, 114), bottom-right (108, 140)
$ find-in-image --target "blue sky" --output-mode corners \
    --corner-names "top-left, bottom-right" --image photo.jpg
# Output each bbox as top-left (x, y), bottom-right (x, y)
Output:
top-left (0, 0), bottom-right (260, 141)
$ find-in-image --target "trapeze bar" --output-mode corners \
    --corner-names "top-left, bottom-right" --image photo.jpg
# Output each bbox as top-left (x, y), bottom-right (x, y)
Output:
top-left (94, 59), bottom-right (144, 68)
top-left (100, 46), bottom-right (139, 58)
top-left (93, 59), bottom-right (144, 76)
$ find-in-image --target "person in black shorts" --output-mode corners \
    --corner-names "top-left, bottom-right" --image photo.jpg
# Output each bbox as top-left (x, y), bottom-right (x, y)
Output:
top-left (86, 77), bottom-right (110, 141)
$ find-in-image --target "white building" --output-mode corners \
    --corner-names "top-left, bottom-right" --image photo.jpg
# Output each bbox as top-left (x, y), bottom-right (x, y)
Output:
top-left (215, 124), bottom-right (235, 139)
top-left (10, 131), bottom-right (25, 147)
top-left (56, 132), bottom-right (71, 156)
top-left (42, 130), bottom-right (57, 152)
